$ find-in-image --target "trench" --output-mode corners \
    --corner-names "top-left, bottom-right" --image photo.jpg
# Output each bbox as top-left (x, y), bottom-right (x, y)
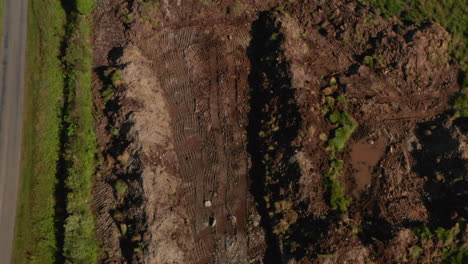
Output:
top-left (246, 11), bottom-right (302, 263)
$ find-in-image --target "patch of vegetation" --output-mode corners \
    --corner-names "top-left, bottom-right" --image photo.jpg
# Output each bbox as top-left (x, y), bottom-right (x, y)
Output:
top-left (108, 125), bottom-right (119, 136)
top-left (140, 0), bottom-right (160, 25)
top-left (76, 0), bottom-right (95, 15)
top-left (454, 88), bottom-right (468, 118)
top-left (114, 180), bottom-right (128, 200)
top-left (272, 200), bottom-right (299, 235)
top-left (320, 79), bottom-right (357, 215)
top-left (61, 6), bottom-right (100, 261)
top-left (13, 0), bottom-right (99, 263)
top-left (12, 1), bottom-right (67, 263)
top-left (412, 223), bottom-right (468, 263)
top-left (363, 56), bottom-right (375, 67)
top-left (120, 223), bottom-right (128, 235)
top-left (111, 69), bottom-right (123, 86)
top-left (325, 155), bottom-right (350, 213)
top-left (363, 53), bottom-right (387, 68)
top-left (328, 111), bottom-right (358, 152)
top-left (101, 85), bottom-right (115, 103)
top-left (120, 12), bottom-right (135, 25)
top-left (233, 1), bottom-right (244, 13)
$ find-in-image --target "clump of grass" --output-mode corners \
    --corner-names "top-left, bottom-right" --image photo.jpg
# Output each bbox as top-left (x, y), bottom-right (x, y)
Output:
top-left (233, 1), bottom-right (244, 13)
top-left (272, 200), bottom-right (298, 235)
top-left (363, 56), bottom-right (375, 67)
top-left (110, 69), bottom-right (123, 86)
top-left (140, 0), bottom-right (160, 25)
top-left (107, 125), bottom-right (119, 136)
top-left (76, 0), bottom-right (95, 15)
top-left (328, 112), bottom-right (358, 152)
top-left (320, 80), bottom-right (357, 215)
top-left (454, 89), bottom-right (468, 118)
top-left (114, 180), bottom-right (128, 199)
top-left (120, 223), bottom-right (128, 235)
top-left (101, 85), bottom-right (114, 103)
top-left (325, 156), bottom-right (350, 213)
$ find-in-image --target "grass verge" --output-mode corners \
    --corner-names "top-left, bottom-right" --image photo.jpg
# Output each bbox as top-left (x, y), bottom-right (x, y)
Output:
top-left (13, 0), bottom-right (66, 263)
top-left (13, 0), bottom-right (99, 263)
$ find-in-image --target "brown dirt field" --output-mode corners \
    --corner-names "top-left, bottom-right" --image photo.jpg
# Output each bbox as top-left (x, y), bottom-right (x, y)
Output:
top-left (90, 1), bottom-right (467, 264)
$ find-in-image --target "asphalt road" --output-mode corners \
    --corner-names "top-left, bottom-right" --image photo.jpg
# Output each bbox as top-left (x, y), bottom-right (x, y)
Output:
top-left (0, 0), bottom-right (28, 263)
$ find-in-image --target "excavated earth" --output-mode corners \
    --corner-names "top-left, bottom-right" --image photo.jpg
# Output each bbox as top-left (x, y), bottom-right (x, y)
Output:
top-left (90, 0), bottom-right (466, 263)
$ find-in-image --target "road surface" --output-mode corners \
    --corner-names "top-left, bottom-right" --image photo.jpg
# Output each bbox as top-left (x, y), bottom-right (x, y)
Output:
top-left (0, 0), bottom-right (28, 263)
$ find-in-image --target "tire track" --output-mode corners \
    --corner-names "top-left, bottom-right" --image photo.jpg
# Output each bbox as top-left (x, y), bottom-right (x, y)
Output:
top-left (139, 25), bottom-right (250, 263)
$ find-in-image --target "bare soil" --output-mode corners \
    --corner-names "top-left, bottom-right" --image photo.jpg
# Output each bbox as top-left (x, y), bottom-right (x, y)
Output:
top-left (91, 1), bottom-right (466, 263)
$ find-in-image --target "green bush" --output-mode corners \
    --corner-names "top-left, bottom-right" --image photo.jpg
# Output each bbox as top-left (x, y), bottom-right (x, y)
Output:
top-left (101, 85), bottom-right (114, 102)
top-left (115, 180), bottom-right (128, 198)
top-left (322, 94), bottom-right (357, 215)
top-left (111, 70), bottom-right (123, 86)
top-left (62, 9), bottom-right (99, 264)
top-left (76, 0), bottom-right (95, 15)
top-left (326, 157), bottom-right (350, 213)
top-left (329, 112), bottom-right (357, 152)
top-left (363, 56), bottom-right (374, 67)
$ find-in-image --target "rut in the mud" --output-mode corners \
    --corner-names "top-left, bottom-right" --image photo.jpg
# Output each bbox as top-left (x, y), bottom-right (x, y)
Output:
top-left (247, 12), bottom-right (302, 262)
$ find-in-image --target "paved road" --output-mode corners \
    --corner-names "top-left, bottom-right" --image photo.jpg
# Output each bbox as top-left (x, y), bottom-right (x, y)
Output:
top-left (0, 0), bottom-right (28, 263)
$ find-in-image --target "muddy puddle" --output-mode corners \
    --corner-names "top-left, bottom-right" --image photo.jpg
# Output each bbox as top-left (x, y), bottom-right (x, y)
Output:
top-left (350, 137), bottom-right (386, 196)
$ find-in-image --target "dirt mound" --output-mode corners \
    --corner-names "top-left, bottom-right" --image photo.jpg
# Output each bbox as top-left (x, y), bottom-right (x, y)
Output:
top-left (91, 1), bottom-right (466, 263)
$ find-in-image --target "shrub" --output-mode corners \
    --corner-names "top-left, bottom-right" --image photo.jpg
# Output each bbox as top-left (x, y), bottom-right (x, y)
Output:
top-left (322, 93), bottom-right (357, 214)
top-left (329, 112), bottom-right (357, 152)
top-left (76, 0), bottom-right (95, 16)
top-left (111, 70), bottom-right (123, 86)
top-left (101, 85), bottom-right (114, 102)
top-left (363, 56), bottom-right (374, 67)
top-left (115, 180), bottom-right (128, 198)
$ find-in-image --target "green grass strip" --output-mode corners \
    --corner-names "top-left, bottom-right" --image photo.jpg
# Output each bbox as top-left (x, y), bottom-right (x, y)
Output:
top-left (14, 0), bottom-right (99, 263)
top-left (13, 0), bottom-right (66, 263)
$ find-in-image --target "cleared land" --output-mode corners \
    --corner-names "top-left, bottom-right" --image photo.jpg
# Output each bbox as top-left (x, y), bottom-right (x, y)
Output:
top-left (90, 0), bottom-right (466, 263)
